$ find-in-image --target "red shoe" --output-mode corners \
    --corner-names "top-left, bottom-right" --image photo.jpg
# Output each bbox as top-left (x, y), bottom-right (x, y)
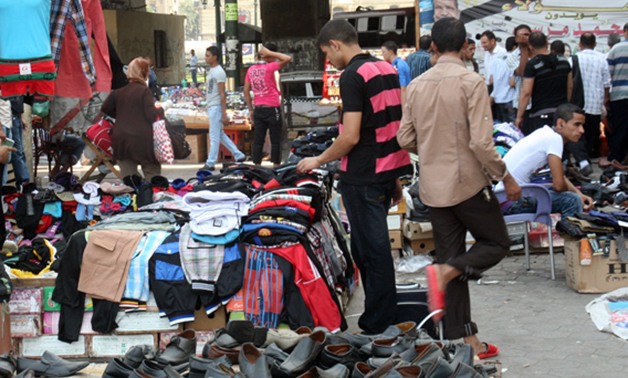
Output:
top-left (477, 342), bottom-right (500, 359)
top-left (425, 265), bottom-right (445, 322)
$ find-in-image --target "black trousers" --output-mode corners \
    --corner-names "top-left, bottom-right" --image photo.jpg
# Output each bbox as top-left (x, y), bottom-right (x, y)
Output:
top-left (428, 189), bottom-right (510, 340)
top-left (340, 180), bottom-right (398, 334)
top-left (608, 99), bottom-right (628, 163)
top-left (252, 107), bottom-right (282, 165)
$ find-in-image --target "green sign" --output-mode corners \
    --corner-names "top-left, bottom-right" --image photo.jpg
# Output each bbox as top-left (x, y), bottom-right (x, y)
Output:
top-left (225, 3), bottom-right (238, 22)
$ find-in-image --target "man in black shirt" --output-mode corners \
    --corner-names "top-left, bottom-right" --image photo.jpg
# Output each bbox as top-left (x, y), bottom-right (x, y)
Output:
top-left (516, 32), bottom-right (572, 135)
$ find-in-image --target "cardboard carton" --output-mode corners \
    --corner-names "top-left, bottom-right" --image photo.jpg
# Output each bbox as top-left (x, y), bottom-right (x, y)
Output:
top-left (564, 238), bottom-right (628, 293)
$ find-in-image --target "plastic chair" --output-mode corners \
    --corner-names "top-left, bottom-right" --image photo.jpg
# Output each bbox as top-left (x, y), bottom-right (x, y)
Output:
top-left (494, 184), bottom-right (556, 280)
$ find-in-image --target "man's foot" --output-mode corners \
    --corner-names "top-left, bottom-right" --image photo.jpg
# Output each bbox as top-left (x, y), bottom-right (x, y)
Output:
top-left (235, 155), bottom-right (249, 163)
top-left (598, 157), bottom-right (612, 168)
top-left (476, 342), bottom-right (500, 360)
top-left (201, 164), bottom-right (215, 171)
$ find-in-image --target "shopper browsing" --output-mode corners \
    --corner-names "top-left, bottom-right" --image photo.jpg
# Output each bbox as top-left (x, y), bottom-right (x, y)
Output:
top-left (297, 19), bottom-right (412, 334)
top-left (498, 103), bottom-right (594, 217)
top-left (397, 17), bottom-right (521, 359)
top-left (243, 44), bottom-right (292, 167)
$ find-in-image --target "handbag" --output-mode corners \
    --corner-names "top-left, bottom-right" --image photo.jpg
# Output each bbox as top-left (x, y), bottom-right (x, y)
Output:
top-left (570, 55), bottom-right (585, 109)
top-left (165, 118), bottom-right (192, 160)
top-left (153, 117), bottom-right (174, 164)
top-left (86, 117), bottom-right (114, 158)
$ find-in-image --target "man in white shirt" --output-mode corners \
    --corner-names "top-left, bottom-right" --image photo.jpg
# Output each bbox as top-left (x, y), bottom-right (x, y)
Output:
top-left (499, 103), bottom-right (593, 218)
top-left (490, 37), bottom-right (517, 122)
top-left (480, 30), bottom-right (506, 86)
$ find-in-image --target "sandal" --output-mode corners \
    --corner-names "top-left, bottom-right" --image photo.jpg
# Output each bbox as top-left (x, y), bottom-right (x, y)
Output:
top-left (426, 265), bottom-right (445, 322)
top-left (477, 342), bottom-right (500, 359)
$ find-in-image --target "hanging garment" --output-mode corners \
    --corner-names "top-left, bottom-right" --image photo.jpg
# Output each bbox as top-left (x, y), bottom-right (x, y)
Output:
top-left (0, 0), bottom-right (52, 60)
top-left (50, 0), bottom-right (96, 85)
top-left (55, 0), bottom-right (111, 98)
top-left (0, 57), bottom-right (56, 97)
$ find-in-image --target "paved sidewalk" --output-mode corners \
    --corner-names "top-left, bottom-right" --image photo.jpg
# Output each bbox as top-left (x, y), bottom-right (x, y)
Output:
top-left (345, 251), bottom-right (627, 377)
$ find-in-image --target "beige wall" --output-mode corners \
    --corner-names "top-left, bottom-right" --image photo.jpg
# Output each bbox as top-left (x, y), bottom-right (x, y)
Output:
top-left (104, 10), bottom-right (186, 85)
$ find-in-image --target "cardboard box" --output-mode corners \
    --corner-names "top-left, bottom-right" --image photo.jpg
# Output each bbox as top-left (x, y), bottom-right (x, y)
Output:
top-left (405, 238), bottom-right (435, 255)
top-left (403, 219), bottom-right (433, 241)
top-left (160, 330), bottom-right (214, 357)
top-left (21, 335), bottom-right (86, 358)
top-left (389, 230), bottom-right (403, 250)
top-left (564, 238), bottom-right (628, 293)
top-left (183, 307), bottom-right (226, 332)
top-left (89, 334), bottom-right (156, 357)
top-left (10, 314), bottom-right (41, 338)
top-left (388, 200), bottom-right (407, 215)
top-left (9, 288), bottom-right (42, 314)
top-left (115, 311), bottom-right (180, 334)
top-left (42, 312), bottom-right (96, 335)
top-left (387, 214), bottom-right (403, 231)
top-left (42, 287), bottom-right (93, 312)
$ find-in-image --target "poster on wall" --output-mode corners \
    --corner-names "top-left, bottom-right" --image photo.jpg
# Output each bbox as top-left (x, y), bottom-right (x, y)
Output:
top-left (420, 0), bottom-right (626, 54)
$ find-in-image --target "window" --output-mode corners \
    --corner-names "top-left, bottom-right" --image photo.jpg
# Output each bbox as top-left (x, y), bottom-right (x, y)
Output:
top-left (154, 30), bottom-right (168, 68)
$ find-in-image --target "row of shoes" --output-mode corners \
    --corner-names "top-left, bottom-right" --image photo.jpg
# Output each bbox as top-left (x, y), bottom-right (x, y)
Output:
top-left (102, 320), bottom-right (496, 378)
top-left (0, 351), bottom-right (89, 377)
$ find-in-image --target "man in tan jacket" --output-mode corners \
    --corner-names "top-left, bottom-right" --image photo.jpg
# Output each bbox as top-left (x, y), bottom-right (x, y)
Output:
top-left (397, 17), bottom-right (521, 359)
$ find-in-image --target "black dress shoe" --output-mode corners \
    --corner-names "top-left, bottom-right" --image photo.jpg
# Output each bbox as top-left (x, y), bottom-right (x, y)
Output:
top-left (226, 320), bottom-right (255, 344)
top-left (0, 353), bottom-right (16, 378)
top-left (103, 358), bottom-right (133, 378)
top-left (13, 369), bottom-right (35, 378)
top-left (124, 345), bottom-right (157, 369)
top-left (157, 329), bottom-right (196, 366)
top-left (273, 330), bottom-right (327, 377)
top-left (319, 344), bottom-right (361, 370)
top-left (17, 351), bottom-right (89, 377)
top-left (238, 343), bottom-right (271, 378)
top-left (188, 355), bottom-right (231, 378)
top-left (138, 360), bottom-right (182, 378)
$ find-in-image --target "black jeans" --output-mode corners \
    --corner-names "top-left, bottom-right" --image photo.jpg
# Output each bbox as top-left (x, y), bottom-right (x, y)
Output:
top-left (339, 180), bottom-right (397, 334)
top-left (608, 99), bottom-right (628, 163)
top-left (252, 106), bottom-right (282, 164)
top-left (428, 188), bottom-right (510, 340)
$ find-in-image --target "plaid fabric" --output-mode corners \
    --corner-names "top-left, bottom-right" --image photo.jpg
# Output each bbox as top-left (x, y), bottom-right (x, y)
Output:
top-left (50, 0), bottom-right (96, 85)
top-left (577, 50), bottom-right (611, 115)
top-left (243, 244), bottom-right (284, 328)
top-left (178, 224), bottom-right (224, 292)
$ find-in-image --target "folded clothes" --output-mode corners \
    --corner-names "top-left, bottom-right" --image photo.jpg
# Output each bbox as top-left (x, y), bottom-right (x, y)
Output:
top-left (566, 216), bottom-right (615, 233)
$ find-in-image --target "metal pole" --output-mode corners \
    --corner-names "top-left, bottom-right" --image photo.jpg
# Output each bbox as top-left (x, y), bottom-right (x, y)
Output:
top-left (214, 0), bottom-right (223, 66)
top-left (254, 0), bottom-right (258, 26)
top-left (415, 0), bottom-right (421, 45)
top-left (224, 0), bottom-right (240, 88)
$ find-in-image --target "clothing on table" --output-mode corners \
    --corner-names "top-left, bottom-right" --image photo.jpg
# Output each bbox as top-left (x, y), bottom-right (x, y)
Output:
top-left (77, 229), bottom-right (144, 302)
top-left (179, 224), bottom-right (226, 294)
top-left (338, 53), bottom-right (412, 186)
top-left (55, 0), bottom-right (111, 98)
top-left (120, 231), bottom-right (171, 311)
top-left (392, 57), bottom-right (411, 87)
top-left (397, 56), bottom-right (508, 208)
top-left (405, 50), bottom-right (432, 79)
top-left (50, 0), bottom-right (96, 85)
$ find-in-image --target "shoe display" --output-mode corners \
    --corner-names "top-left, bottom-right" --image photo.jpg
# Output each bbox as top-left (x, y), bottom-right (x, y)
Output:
top-left (17, 351), bottom-right (89, 377)
top-left (156, 329), bottom-right (197, 366)
top-left (0, 353), bottom-right (16, 378)
top-left (103, 358), bottom-right (133, 378)
top-left (318, 344), bottom-right (361, 370)
top-left (188, 355), bottom-right (232, 378)
top-left (124, 345), bottom-right (157, 369)
top-left (138, 359), bottom-right (182, 378)
top-left (273, 330), bottom-right (327, 377)
top-left (226, 320), bottom-right (255, 345)
top-left (238, 343), bottom-right (271, 378)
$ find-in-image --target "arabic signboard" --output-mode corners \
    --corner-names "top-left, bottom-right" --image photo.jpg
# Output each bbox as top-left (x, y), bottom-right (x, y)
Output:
top-left (422, 0), bottom-right (626, 53)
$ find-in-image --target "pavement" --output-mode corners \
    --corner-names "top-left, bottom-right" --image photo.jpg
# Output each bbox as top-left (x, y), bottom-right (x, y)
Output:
top-left (36, 161), bottom-right (628, 377)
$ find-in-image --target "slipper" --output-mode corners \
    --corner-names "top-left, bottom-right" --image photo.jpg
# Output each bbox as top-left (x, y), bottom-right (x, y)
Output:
top-left (425, 265), bottom-right (445, 321)
top-left (477, 342), bottom-right (499, 360)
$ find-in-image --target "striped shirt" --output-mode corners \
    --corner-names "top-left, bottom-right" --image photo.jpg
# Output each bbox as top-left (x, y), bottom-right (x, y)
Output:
top-left (50, 0), bottom-right (96, 85)
top-left (339, 53), bottom-right (412, 185)
top-left (607, 41), bottom-right (628, 102)
top-left (405, 50), bottom-right (432, 79)
top-left (576, 49), bottom-right (611, 115)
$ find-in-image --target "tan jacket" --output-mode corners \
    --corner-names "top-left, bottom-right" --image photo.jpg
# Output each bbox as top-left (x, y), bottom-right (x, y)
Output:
top-left (397, 56), bottom-right (508, 207)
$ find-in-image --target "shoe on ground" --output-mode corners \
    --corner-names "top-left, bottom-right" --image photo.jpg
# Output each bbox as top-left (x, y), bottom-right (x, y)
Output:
top-left (17, 351), bottom-right (89, 377)
top-left (476, 342), bottom-right (499, 360)
top-left (580, 164), bottom-right (593, 177)
top-left (235, 155), bottom-right (250, 163)
top-left (202, 164), bottom-right (215, 171)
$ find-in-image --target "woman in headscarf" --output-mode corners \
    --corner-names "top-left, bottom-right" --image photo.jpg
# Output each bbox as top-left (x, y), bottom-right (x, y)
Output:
top-left (101, 57), bottom-right (163, 180)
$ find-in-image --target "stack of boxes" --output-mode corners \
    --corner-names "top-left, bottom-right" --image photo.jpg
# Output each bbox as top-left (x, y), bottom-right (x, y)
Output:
top-left (387, 201), bottom-right (435, 257)
top-left (8, 279), bottom-right (226, 359)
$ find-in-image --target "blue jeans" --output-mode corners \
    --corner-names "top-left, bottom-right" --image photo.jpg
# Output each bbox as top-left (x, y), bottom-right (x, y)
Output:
top-left (8, 115), bottom-right (30, 184)
top-left (339, 180), bottom-right (397, 334)
top-left (58, 134), bottom-right (86, 167)
top-left (205, 105), bottom-right (244, 167)
top-left (505, 190), bottom-right (582, 218)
